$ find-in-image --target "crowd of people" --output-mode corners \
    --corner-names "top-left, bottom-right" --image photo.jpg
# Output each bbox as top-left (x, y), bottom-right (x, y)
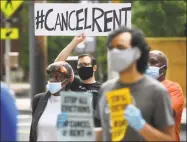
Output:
top-left (1, 26), bottom-right (184, 142)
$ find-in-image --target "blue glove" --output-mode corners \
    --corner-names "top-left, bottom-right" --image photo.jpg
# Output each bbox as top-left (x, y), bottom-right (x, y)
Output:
top-left (124, 104), bottom-right (146, 132)
top-left (56, 113), bottom-right (68, 129)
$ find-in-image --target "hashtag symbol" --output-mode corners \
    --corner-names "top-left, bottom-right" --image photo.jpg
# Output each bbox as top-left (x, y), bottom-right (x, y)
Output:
top-left (35, 10), bottom-right (45, 29)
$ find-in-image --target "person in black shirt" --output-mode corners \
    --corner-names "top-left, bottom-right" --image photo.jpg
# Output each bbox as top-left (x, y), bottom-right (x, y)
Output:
top-left (55, 34), bottom-right (101, 127)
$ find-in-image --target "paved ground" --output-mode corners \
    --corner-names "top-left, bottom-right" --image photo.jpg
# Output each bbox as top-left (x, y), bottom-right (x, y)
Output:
top-left (17, 114), bottom-right (31, 141)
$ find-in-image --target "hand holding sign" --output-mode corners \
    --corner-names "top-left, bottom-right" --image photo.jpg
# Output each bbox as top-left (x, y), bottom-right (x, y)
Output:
top-left (124, 104), bottom-right (146, 132)
top-left (72, 33), bottom-right (86, 45)
top-left (56, 113), bottom-right (68, 129)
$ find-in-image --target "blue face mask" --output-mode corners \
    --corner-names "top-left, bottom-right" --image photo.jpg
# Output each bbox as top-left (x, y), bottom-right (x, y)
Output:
top-left (46, 79), bottom-right (67, 94)
top-left (146, 65), bottom-right (165, 79)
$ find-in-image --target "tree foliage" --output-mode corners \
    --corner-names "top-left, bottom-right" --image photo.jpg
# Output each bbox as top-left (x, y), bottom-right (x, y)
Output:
top-left (132, 0), bottom-right (186, 37)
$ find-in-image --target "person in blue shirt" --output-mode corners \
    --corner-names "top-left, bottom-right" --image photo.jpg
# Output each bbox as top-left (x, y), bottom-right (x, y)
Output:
top-left (0, 81), bottom-right (18, 141)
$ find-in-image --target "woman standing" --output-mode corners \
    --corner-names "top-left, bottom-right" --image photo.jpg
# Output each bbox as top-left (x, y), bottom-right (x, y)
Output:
top-left (29, 61), bottom-right (74, 141)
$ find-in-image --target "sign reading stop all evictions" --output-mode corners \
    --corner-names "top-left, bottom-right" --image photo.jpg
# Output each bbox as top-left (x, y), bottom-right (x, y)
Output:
top-left (34, 3), bottom-right (131, 36)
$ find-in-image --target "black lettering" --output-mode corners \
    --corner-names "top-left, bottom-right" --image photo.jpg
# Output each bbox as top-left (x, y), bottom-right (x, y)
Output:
top-left (61, 11), bottom-right (68, 30)
top-left (87, 131), bottom-right (92, 136)
top-left (63, 121), bottom-right (68, 127)
top-left (70, 129), bottom-right (84, 136)
top-left (84, 8), bottom-right (91, 29)
top-left (121, 7), bottom-right (131, 26)
top-left (92, 8), bottom-right (104, 32)
top-left (61, 105), bottom-right (90, 113)
top-left (79, 97), bottom-right (87, 104)
top-left (111, 104), bottom-right (126, 112)
top-left (114, 130), bottom-right (123, 137)
top-left (62, 130), bottom-right (67, 136)
top-left (114, 119), bottom-right (126, 127)
top-left (54, 13), bottom-right (63, 31)
top-left (76, 8), bottom-right (84, 30)
top-left (69, 120), bottom-right (91, 128)
top-left (111, 95), bottom-right (126, 102)
top-left (69, 10), bottom-right (75, 30)
top-left (64, 96), bottom-right (77, 104)
top-left (113, 9), bottom-right (121, 29)
top-left (44, 9), bottom-right (54, 31)
top-left (104, 10), bottom-right (113, 32)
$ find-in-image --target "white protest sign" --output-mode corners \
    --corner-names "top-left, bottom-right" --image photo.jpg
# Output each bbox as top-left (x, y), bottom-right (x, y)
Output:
top-left (34, 3), bottom-right (131, 36)
top-left (57, 92), bottom-right (95, 141)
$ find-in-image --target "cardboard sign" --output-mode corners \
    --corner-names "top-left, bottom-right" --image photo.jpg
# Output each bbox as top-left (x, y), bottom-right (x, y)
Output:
top-left (34, 3), bottom-right (131, 36)
top-left (106, 88), bottom-right (132, 141)
top-left (57, 92), bottom-right (95, 141)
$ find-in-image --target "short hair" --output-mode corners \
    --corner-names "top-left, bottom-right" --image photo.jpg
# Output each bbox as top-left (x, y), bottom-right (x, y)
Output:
top-left (106, 26), bottom-right (150, 74)
top-left (150, 50), bottom-right (168, 68)
top-left (78, 54), bottom-right (97, 66)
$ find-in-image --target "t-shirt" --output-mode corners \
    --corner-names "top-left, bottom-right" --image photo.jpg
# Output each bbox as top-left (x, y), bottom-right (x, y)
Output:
top-left (162, 80), bottom-right (184, 141)
top-left (0, 82), bottom-right (18, 141)
top-left (96, 75), bottom-right (174, 141)
top-left (37, 95), bottom-right (61, 141)
top-left (70, 76), bottom-right (101, 127)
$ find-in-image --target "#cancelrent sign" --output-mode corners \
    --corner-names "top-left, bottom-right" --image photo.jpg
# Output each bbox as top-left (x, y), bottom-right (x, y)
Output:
top-left (34, 3), bottom-right (131, 36)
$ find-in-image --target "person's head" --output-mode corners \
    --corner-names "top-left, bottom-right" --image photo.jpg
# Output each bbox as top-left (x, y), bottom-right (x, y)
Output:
top-left (146, 50), bottom-right (168, 81)
top-left (107, 26), bottom-right (150, 74)
top-left (46, 61), bottom-right (74, 95)
top-left (77, 54), bottom-right (97, 81)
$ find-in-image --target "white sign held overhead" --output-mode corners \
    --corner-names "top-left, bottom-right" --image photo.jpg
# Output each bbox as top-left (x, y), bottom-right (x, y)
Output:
top-left (34, 3), bottom-right (131, 36)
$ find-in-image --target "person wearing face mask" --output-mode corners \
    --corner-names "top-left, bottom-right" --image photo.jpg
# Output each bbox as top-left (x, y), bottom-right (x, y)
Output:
top-left (55, 34), bottom-right (101, 127)
top-left (29, 61), bottom-right (74, 142)
top-left (146, 50), bottom-right (184, 141)
top-left (95, 26), bottom-right (176, 141)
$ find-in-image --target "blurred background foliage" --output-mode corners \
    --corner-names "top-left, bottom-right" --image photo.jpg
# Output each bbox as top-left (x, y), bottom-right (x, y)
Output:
top-left (19, 0), bottom-right (186, 81)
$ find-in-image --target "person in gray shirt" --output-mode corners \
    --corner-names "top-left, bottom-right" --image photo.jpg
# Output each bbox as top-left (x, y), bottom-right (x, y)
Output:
top-left (95, 26), bottom-right (176, 141)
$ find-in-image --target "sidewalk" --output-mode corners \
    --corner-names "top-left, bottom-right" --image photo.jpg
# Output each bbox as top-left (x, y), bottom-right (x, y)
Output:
top-left (16, 98), bottom-right (32, 114)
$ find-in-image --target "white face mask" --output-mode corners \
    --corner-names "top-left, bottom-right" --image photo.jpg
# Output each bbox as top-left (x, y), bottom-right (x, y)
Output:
top-left (108, 47), bottom-right (141, 72)
top-left (46, 79), bottom-right (67, 94)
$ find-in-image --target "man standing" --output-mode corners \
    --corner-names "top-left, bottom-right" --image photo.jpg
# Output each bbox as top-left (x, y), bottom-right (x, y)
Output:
top-left (95, 26), bottom-right (175, 141)
top-left (147, 50), bottom-right (184, 141)
top-left (55, 34), bottom-right (101, 127)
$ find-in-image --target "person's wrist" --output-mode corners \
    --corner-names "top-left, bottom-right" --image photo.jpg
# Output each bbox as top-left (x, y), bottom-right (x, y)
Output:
top-left (136, 118), bottom-right (146, 132)
top-left (71, 40), bottom-right (79, 46)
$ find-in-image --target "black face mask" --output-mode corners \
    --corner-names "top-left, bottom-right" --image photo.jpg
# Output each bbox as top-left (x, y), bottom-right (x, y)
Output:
top-left (78, 67), bottom-right (94, 80)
